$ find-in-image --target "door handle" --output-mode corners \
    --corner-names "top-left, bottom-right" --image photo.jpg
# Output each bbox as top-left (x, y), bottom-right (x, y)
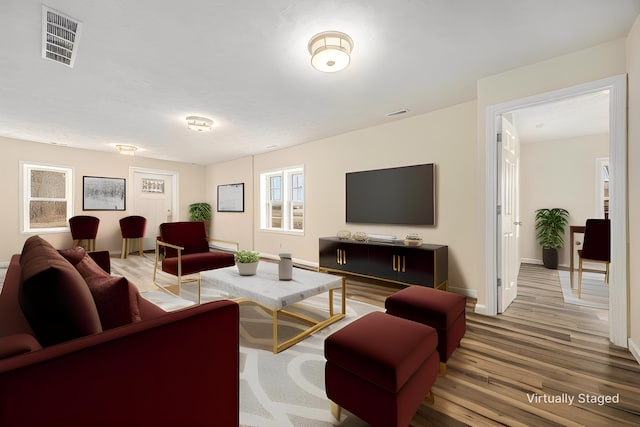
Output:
top-left (514, 221), bottom-right (522, 226)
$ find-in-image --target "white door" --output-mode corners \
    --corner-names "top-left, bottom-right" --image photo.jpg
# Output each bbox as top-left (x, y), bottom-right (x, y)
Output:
top-left (131, 170), bottom-right (177, 251)
top-left (498, 115), bottom-right (520, 313)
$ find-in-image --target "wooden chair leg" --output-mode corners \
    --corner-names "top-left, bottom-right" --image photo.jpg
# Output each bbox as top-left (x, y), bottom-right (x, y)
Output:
top-left (605, 262), bottom-right (610, 284)
top-left (330, 401), bottom-right (341, 421)
top-left (138, 238), bottom-right (144, 256)
top-left (121, 238), bottom-right (127, 259)
top-left (425, 390), bottom-right (435, 404)
top-left (578, 258), bottom-right (583, 299)
top-left (439, 362), bottom-right (447, 376)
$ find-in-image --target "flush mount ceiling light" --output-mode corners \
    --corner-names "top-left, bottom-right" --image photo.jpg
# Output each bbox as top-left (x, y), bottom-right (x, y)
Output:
top-left (116, 144), bottom-right (137, 155)
top-left (186, 116), bottom-right (214, 132)
top-left (308, 31), bottom-right (354, 73)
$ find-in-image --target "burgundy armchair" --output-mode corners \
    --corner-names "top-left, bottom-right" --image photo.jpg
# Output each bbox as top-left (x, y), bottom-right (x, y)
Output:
top-left (69, 215), bottom-right (100, 251)
top-left (153, 221), bottom-right (237, 303)
top-left (119, 215), bottom-right (147, 259)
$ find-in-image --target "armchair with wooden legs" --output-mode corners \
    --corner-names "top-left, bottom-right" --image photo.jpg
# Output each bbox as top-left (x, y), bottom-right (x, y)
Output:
top-left (577, 218), bottom-right (610, 299)
top-left (153, 221), bottom-right (237, 303)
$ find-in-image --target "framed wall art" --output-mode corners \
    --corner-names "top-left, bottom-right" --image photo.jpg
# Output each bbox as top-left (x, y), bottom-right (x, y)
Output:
top-left (217, 183), bottom-right (244, 212)
top-left (83, 176), bottom-right (126, 211)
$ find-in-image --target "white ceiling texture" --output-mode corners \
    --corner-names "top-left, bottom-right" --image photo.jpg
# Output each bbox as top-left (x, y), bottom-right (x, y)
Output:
top-left (1, 0), bottom-right (639, 165)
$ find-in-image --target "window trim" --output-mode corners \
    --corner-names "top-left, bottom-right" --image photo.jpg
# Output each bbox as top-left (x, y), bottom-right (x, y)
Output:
top-left (259, 165), bottom-right (304, 234)
top-left (21, 161), bottom-right (73, 234)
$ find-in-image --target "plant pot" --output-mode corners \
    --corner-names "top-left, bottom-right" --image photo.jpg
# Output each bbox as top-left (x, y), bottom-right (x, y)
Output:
top-left (542, 248), bottom-right (558, 269)
top-left (237, 261), bottom-right (258, 276)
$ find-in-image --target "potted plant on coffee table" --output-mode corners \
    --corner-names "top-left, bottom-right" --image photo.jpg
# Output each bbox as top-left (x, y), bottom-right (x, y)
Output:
top-left (534, 208), bottom-right (569, 269)
top-left (235, 250), bottom-right (260, 276)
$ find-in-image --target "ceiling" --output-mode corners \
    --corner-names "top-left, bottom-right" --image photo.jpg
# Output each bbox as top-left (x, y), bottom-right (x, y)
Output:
top-left (1, 1), bottom-right (638, 165)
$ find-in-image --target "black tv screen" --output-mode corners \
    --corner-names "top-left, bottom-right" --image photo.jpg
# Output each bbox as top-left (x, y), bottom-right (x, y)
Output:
top-left (346, 163), bottom-right (435, 225)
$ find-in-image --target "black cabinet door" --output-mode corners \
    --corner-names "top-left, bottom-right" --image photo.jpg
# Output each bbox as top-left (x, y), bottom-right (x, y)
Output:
top-left (396, 247), bottom-right (434, 286)
top-left (319, 239), bottom-right (369, 274)
top-left (367, 245), bottom-right (398, 281)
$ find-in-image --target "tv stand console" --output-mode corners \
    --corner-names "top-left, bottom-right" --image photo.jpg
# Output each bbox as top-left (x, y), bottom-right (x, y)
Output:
top-left (318, 237), bottom-right (448, 290)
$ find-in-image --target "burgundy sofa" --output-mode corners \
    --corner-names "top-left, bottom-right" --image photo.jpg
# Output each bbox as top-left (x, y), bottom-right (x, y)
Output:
top-left (0, 236), bottom-right (239, 427)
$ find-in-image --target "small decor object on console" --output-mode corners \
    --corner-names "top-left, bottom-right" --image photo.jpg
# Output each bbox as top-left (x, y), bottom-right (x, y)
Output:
top-left (404, 233), bottom-right (423, 246)
top-left (352, 232), bottom-right (368, 242)
top-left (235, 250), bottom-right (260, 276)
top-left (278, 253), bottom-right (293, 281)
top-left (336, 230), bottom-right (351, 240)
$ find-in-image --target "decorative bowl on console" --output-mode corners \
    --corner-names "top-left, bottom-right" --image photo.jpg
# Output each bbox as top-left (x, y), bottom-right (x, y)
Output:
top-left (404, 234), bottom-right (423, 246)
top-left (352, 232), bottom-right (368, 242)
top-left (337, 230), bottom-right (352, 240)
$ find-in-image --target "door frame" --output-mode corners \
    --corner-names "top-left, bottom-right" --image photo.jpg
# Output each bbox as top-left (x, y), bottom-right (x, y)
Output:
top-left (129, 166), bottom-right (180, 221)
top-left (483, 74), bottom-right (628, 347)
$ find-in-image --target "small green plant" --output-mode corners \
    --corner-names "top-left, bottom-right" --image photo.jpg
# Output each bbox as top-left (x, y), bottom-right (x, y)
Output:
top-left (534, 208), bottom-right (569, 249)
top-left (188, 202), bottom-right (212, 223)
top-left (234, 250), bottom-right (259, 263)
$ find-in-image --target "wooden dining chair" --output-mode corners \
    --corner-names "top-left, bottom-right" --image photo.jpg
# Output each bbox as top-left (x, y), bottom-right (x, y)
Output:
top-left (577, 218), bottom-right (610, 298)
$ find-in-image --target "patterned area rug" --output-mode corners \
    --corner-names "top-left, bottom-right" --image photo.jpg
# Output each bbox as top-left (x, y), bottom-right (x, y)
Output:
top-left (142, 282), bottom-right (380, 427)
top-left (557, 269), bottom-right (609, 310)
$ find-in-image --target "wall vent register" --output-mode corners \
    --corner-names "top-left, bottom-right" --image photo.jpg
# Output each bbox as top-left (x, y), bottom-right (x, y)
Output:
top-left (42, 6), bottom-right (83, 67)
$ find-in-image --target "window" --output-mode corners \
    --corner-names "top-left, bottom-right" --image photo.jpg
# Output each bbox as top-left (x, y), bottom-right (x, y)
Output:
top-left (260, 166), bottom-right (304, 232)
top-left (22, 162), bottom-right (73, 233)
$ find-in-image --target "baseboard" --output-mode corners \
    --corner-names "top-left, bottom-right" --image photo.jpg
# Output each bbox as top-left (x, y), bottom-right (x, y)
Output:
top-left (521, 257), bottom-right (542, 265)
top-left (629, 338), bottom-right (640, 365)
top-left (449, 286), bottom-right (477, 300)
top-left (474, 303), bottom-right (489, 315)
top-left (0, 260), bottom-right (9, 269)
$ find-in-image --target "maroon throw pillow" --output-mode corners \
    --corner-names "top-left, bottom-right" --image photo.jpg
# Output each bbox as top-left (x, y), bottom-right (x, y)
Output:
top-left (58, 246), bottom-right (86, 266)
top-left (75, 254), bottom-right (142, 329)
top-left (19, 236), bottom-right (102, 347)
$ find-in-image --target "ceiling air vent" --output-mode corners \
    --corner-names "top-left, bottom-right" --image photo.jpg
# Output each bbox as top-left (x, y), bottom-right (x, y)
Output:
top-left (41, 6), bottom-right (82, 67)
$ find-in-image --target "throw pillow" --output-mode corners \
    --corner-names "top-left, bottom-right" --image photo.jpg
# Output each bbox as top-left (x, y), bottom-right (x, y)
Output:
top-left (19, 236), bottom-right (102, 347)
top-left (75, 254), bottom-right (142, 329)
top-left (58, 246), bottom-right (86, 266)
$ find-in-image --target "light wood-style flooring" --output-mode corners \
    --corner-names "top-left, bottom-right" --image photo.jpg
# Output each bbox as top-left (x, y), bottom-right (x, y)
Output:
top-left (113, 256), bottom-right (640, 427)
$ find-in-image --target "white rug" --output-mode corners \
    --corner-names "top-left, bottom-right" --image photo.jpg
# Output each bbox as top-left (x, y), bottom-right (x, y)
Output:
top-left (142, 281), bottom-right (381, 427)
top-left (557, 270), bottom-right (609, 310)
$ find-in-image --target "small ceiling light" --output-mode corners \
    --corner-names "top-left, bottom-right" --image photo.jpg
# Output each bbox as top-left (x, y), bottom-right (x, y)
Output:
top-left (116, 144), bottom-right (137, 155)
top-left (186, 116), bottom-right (214, 132)
top-left (308, 31), bottom-right (354, 73)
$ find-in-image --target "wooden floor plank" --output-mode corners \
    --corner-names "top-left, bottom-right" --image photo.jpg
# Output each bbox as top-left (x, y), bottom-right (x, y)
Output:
top-left (111, 257), bottom-right (640, 426)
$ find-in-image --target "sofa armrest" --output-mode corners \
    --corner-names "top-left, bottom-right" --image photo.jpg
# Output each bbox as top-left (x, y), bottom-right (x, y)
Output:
top-left (88, 250), bottom-right (111, 274)
top-left (0, 300), bottom-right (239, 427)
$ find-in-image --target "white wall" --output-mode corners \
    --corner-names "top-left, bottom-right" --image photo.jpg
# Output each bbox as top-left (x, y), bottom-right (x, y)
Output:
top-left (0, 136), bottom-right (207, 261)
top-left (211, 101), bottom-right (478, 295)
top-left (626, 15), bottom-right (640, 361)
top-left (519, 134), bottom-right (609, 266)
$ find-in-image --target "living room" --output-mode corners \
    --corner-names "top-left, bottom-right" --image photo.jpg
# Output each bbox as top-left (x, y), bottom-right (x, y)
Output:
top-left (2, 1), bottom-right (640, 425)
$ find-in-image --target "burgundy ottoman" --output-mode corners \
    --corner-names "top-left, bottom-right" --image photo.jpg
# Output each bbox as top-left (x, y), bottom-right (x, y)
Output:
top-left (385, 286), bottom-right (466, 375)
top-left (324, 311), bottom-right (439, 427)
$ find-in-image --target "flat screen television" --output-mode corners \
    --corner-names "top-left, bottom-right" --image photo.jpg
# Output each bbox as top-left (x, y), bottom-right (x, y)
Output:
top-left (346, 163), bottom-right (435, 225)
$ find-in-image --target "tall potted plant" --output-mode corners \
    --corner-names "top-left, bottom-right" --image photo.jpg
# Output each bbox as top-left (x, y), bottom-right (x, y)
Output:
top-left (188, 202), bottom-right (212, 230)
top-left (534, 208), bottom-right (569, 269)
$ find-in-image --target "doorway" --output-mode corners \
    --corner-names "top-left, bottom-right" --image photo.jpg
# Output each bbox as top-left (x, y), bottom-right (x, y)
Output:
top-left (484, 75), bottom-right (628, 347)
top-left (129, 167), bottom-right (179, 251)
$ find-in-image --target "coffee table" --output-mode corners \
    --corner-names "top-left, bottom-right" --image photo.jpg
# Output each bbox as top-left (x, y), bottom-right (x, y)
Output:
top-left (200, 262), bottom-right (346, 353)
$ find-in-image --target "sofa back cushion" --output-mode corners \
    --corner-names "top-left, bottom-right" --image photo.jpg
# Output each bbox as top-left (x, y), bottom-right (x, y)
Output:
top-left (18, 236), bottom-right (102, 347)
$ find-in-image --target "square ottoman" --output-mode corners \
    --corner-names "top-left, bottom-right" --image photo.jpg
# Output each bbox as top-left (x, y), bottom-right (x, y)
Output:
top-left (385, 286), bottom-right (466, 375)
top-left (324, 311), bottom-right (439, 427)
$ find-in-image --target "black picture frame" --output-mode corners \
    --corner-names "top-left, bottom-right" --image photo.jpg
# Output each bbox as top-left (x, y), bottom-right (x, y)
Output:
top-left (83, 176), bottom-right (126, 211)
top-left (217, 183), bottom-right (244, 212)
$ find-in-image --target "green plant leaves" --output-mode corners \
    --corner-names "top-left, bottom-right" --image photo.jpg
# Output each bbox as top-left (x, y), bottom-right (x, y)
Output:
top-left (534, 208), bottom-right (569, 249)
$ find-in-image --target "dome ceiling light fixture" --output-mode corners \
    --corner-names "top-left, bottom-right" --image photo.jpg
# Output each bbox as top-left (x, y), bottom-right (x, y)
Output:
top-left (116, 144), bottom-right (137, 155)
top-left (186, 116), bottom-right (214, 132)
top-left (308, 31), bottom-right (354, 73)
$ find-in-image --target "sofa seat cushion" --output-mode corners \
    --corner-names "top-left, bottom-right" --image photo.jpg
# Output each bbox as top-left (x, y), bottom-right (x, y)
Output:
top-left (0, 333), bottom-right (42, 359)
top-left (162, 252), bottom-right (235, 276)
top-left (18, 236), bottom-right (102, 347)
